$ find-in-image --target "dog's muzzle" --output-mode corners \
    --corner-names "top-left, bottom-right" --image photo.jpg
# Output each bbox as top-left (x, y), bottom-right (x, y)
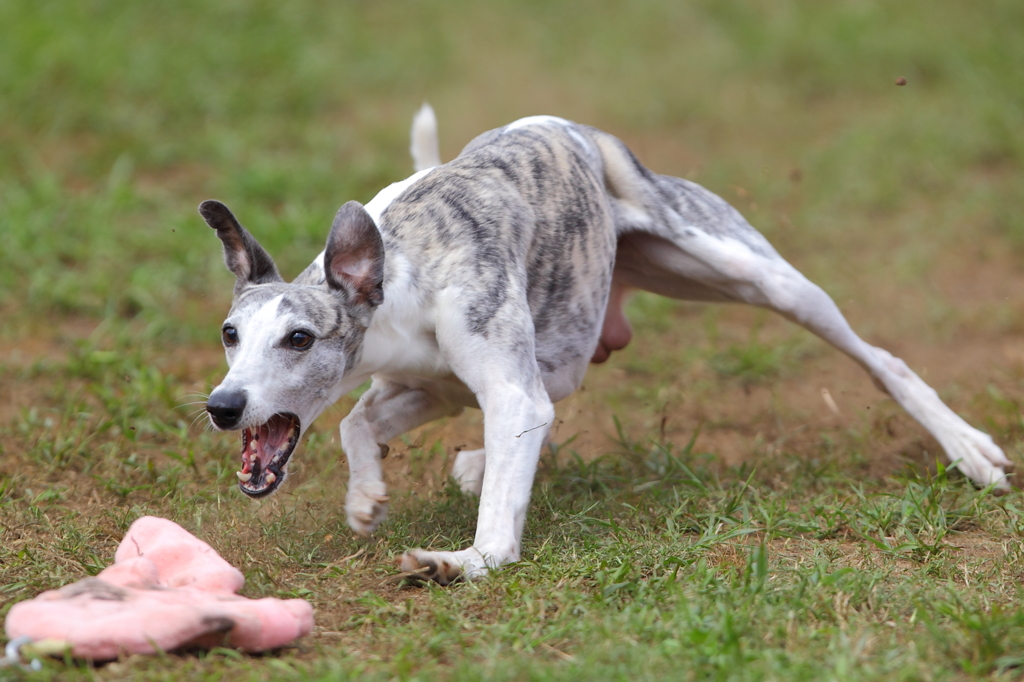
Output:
top-left (207, 391), bottom-right (300, 498)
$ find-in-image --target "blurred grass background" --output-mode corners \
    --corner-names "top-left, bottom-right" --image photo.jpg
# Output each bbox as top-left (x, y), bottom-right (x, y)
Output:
top-left (2, 0), bottom-right (1022, 345)
top-left (3, 1), bottom-right (1024, 679)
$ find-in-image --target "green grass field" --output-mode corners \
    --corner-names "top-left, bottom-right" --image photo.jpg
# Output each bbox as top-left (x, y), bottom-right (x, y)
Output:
top-left (3, 0), bottom-right (1024, 679)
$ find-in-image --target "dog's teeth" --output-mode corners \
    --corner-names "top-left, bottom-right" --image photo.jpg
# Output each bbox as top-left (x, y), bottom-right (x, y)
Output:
top-left (264, 472), bottom-right (277, 485)
top-left (236, 471), bottom-right (253, 483)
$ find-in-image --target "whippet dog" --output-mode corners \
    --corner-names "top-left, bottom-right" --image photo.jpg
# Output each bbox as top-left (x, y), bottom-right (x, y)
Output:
top-left (202, 105), bottom-right (1011, 584)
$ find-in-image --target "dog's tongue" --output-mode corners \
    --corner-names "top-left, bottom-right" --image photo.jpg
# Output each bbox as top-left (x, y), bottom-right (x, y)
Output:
top-left (236, 415), bottom-right (295, 486)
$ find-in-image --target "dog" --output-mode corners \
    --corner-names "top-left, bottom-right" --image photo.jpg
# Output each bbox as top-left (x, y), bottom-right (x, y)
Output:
top-left (201, 105), bottom-right (1012, 584)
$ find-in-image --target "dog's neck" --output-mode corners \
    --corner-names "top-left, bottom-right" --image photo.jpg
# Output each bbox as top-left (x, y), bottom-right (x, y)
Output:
top-left (306, 246), bottom-right (447, 402)
top-left (315, 168), bottom-right (449, 397)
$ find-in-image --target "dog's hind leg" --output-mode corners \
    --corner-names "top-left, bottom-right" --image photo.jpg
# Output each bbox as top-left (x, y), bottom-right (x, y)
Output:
top-left (614, 224), bottom-right (1012, 490)
top-left (452, 448), bottom-right (486, 496)
top-left (342, 379), bottom-right (461, 536)
top-left (590, 128), bottom-right (1012, 489)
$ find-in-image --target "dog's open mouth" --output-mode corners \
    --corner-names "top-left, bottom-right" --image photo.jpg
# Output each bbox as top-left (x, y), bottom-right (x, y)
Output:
top-left (236, 413), bottom-right (300, 497)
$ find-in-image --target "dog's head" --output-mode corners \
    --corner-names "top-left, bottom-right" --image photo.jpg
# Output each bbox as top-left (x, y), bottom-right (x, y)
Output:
top-left (199, 200), bottom-right (384, 498)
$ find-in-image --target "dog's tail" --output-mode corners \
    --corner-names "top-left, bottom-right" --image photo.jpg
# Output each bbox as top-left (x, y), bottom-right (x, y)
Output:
top-left (409, 102), bottom-right (442, 172)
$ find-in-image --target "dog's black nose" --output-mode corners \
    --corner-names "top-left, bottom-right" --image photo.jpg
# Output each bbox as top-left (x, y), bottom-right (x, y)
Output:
top-left (206, 390), bottom-right (247, 430)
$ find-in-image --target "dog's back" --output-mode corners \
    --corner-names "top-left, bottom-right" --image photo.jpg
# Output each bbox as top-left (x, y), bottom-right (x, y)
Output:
top-left (375, 115), bottom-right (785, 386)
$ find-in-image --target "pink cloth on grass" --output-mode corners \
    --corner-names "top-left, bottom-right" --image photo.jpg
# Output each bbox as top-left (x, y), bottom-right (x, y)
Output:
top-left (4, 516), bottom-right (313, 660)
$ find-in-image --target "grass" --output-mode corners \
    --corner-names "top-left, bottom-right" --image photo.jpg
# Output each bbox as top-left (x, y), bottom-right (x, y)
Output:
top-left (2, 0), bottom-right (1024, 679)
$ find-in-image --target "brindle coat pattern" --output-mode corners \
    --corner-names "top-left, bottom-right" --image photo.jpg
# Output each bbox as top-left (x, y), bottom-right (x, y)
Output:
top-left (203, 115), bottom-right (1011, 585)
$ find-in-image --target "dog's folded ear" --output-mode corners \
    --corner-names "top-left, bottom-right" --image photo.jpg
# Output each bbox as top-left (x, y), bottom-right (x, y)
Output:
top-left (324, 201), bottom-right (385, 310)
top-left (199, 200), bottom-right (283, 291)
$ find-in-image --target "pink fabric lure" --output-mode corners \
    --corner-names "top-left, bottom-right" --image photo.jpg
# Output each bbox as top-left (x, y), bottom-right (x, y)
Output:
top-left (4, 516), bottom-right (313, 661)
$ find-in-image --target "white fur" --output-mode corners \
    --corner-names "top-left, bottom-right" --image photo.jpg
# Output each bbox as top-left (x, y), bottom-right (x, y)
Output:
top-left (211, 111), bottom-right (1011, 585)
top-left (219, 295), bottom-right (291, 428)
top-left (503, 115), bottom-right (572, 132)
top-left (364, 168), bottom-right (435, 225)
top-left (410, 103), bottom-right (441, 172)
top-left (352, 116), bottom-right (1009, 581)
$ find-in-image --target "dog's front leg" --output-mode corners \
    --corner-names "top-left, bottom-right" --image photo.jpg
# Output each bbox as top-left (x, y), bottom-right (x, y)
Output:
top-left (472, 382), bottom-right (555, 562)
top-left (342, 379), bottom-right (458, 536)
top-left (400, 375), bottom-right (554, 584)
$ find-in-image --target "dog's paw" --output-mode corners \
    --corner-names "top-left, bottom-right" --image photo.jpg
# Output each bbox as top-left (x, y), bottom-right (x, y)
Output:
top-left (451, 448), bottom-right (486, 496)
top-left (942, 426), bottom-right (1013, 493)
top-left (398, 548), bottom-right (489, 586)
top-left (345, 480), bottom-right (390, 537)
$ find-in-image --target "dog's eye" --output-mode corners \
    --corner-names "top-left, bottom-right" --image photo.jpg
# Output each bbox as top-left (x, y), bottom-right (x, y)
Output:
top-left (222, 326), bottom-right (239, 347)
top-left (289, 331), bottom-right (314, 350)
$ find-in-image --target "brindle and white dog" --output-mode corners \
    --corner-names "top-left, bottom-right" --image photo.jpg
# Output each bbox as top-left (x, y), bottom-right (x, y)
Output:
top-left (202, 106), bottom-right (1011, 584)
